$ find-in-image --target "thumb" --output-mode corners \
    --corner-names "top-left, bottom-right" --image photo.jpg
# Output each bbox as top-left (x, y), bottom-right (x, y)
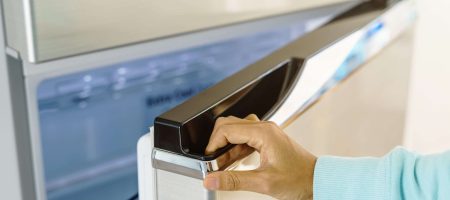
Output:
top-left (203, 170), bottom-right (263, 192)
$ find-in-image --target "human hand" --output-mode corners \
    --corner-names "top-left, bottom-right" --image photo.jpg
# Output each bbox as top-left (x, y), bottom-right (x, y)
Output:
top-left (203, 115), bottom-right (317, 200)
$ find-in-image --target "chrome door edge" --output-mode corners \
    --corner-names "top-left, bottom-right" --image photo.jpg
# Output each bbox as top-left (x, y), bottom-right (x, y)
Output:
top-left (153, 148), bottom-right (220, 179)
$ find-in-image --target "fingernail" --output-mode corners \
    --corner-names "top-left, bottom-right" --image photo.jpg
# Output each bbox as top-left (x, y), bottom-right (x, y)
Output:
top-left (204, 176), bottom-right (219, 190)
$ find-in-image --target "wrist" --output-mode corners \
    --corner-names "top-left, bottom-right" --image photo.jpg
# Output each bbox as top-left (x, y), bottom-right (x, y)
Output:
top-left (306, 156), bottom-right (317, 200)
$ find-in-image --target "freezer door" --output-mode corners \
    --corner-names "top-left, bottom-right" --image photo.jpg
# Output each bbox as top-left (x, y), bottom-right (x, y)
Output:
top-left (138, 0), bottom-right (416, 199)
top-left (2, 0), bottom-right (356, 62)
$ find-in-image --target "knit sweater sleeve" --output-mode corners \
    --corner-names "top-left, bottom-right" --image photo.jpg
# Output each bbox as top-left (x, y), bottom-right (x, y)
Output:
top-left (313, 147), bottom-right (450, 200)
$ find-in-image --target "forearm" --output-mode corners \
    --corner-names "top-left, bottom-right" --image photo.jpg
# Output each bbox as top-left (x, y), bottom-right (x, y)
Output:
top-left (313, 147), bottom-right (450, 200)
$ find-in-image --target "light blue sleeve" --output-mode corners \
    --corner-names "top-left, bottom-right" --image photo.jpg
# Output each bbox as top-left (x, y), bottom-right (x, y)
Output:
top-left (313, 147), bottom-right (450, 200)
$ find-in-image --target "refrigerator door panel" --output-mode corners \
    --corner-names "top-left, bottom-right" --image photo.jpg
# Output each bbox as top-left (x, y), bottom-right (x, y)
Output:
top-left (3, 0), bottom-right (356, 62)
top-left (138, 0), bottom-right (416, 199)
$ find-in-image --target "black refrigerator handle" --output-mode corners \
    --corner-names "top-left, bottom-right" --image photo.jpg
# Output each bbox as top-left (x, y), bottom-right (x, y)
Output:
top-left (153, 0), bottom-right (403, 164)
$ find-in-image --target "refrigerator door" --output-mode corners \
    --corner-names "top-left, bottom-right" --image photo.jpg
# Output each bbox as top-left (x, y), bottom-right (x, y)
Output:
top-left (3, 0), bottom-right (355, 62)
top-left (138, 1), bottom-right (417, 199)
top-left (28, 3), bottom-right (362, 199)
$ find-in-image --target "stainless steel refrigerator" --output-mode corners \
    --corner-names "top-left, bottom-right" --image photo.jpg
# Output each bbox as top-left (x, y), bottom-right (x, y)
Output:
top-left (0, 0), bottom-right (415, 199)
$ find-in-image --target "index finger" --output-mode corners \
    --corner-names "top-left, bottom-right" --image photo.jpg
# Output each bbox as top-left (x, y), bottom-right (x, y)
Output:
top-left (205, 115), bottom-right (260, 155)
top-left (205, 121), bottom-right (271, 154)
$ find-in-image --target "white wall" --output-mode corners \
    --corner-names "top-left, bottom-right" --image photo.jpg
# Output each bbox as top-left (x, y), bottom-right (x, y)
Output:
top-left (403, 0), bottom-right (450, 154)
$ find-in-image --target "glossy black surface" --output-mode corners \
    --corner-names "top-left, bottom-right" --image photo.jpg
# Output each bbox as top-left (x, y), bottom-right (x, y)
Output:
top-left (154, 0), bottom-right (394, 161)
top-left (154, 58), bottom-right (304, 160)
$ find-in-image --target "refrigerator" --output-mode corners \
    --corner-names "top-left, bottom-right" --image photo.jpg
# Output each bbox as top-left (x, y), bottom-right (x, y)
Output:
top-left (0, 0), bottom-right (415, 199)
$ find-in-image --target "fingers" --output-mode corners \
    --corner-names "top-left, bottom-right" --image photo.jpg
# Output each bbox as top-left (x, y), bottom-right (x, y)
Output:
top-left (211, 114), bottom-right (260, 137)
top-left (216, 144), bottom-right (254, 170)
top-left (205, 114), bottom-right (260, 155)
top-left (206, 122), bottom-right (269, 154)
top-left (203, 170), bottom-right (264, 192)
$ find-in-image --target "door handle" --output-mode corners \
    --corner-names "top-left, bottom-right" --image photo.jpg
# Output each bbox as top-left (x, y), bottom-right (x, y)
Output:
top-left (149, 0), bottom-right (415, 180)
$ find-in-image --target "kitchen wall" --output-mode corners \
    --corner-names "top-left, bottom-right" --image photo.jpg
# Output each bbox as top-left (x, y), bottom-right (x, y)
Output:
top-left (403, 0), bottom-right (450, 154)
